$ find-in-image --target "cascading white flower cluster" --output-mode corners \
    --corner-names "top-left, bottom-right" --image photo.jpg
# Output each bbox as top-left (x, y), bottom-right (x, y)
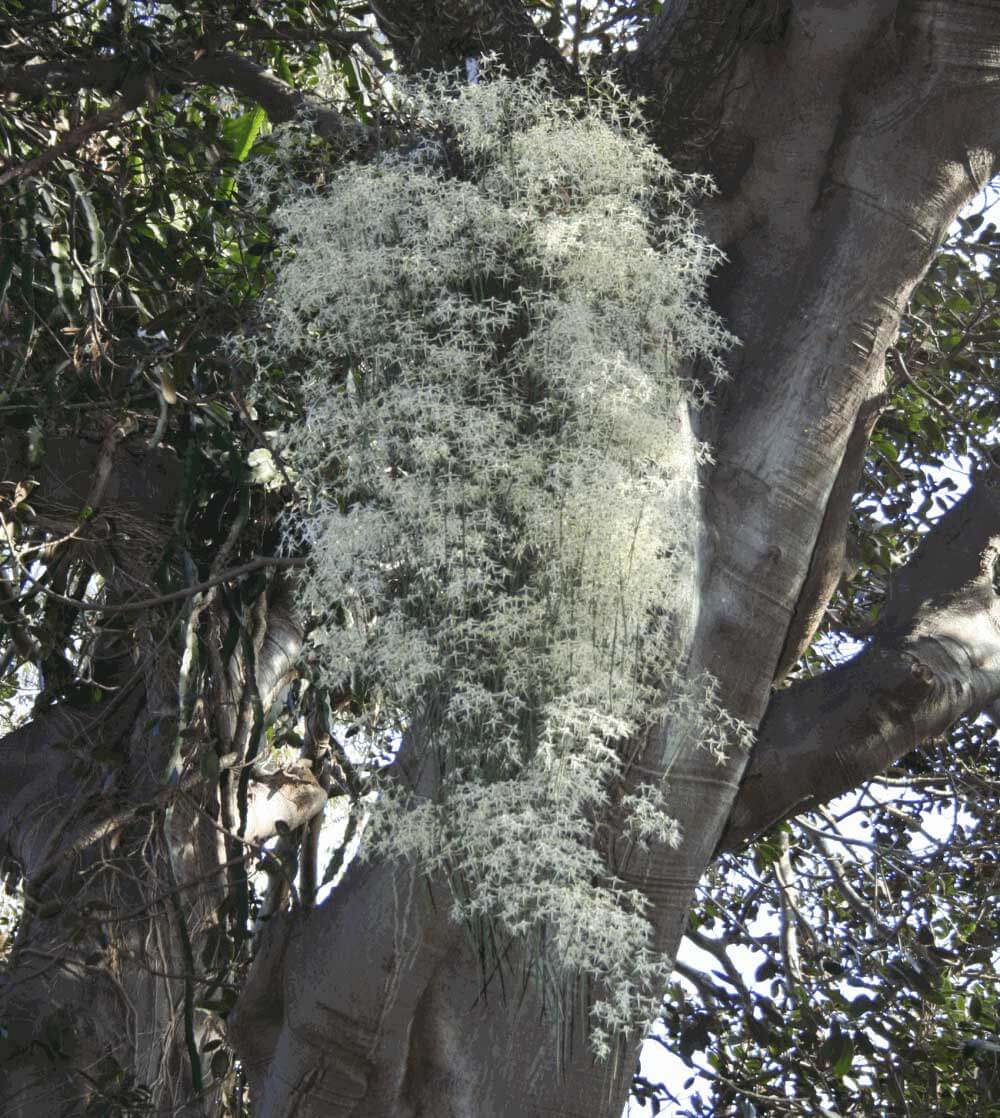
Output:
top-left (247, 66), bottom-right (737, 1056)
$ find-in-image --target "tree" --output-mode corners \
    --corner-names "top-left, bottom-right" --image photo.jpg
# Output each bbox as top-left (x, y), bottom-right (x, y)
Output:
top-left (1, 3), bottom-right (999, 1117)
top-left (645, 214), bottom-right (1000, 1116)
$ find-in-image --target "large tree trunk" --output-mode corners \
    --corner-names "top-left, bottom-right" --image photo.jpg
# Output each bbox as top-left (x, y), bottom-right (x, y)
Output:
top-left (0, 600), bottom-right (315, 1117)
top-left (0, 437), bottom-right (317, 1116)
top-left (0, 690), bottom-right (227, 1118)
top-left (0, 436), bottom-right (226, 1116)
top-left (224, 3), bottom-right (1000, 1117)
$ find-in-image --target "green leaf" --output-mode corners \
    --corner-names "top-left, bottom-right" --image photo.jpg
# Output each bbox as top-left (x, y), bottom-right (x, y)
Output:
top-left (222, 107), bottom-right (267, 164)
top-left (747, 1013), bottom-right (771, 1046)
top-left (872, 436), bottom-right (899, 462)
top-left (160, 366), bottom-right (178, 404)
top-left (69, 172), bottom-right (105, 268)
top-left (204, 400), bottom-right (231, 426)
top-left (275, 49), bottom-right (295, 85)
top-left (832, 1033), bottom-right (855, 1077)
top-left (819, 1022), bottom-right (854, 1077)
top-left (755, 957), bottom-right (779, 982)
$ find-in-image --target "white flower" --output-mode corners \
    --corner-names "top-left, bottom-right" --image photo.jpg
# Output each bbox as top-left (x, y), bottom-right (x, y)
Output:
top-left (247, 447), bottom-right (284, 489)
top-left (241, 64), bottom-right (749, 1055)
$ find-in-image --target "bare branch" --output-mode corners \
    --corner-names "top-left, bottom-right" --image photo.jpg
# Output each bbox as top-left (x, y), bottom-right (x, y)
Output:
top-left (774, 830), bottom-right (804, 988)
top-left (10, 554), bottom-right (305, 615)
top-left (0, 57), bottom-right (127, 98)
top-left (721, 461), bottom-right (1000, 851)
top-left (0, 76), bottom-right (147, 188)
top-left (801, 818), bottom-right (897, 939)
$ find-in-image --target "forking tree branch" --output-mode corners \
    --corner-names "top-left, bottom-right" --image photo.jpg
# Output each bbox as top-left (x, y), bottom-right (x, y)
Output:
top-left (721, 458), bottom-right (1000, 851)
top-left (0, 42), bottom-right (372, 187)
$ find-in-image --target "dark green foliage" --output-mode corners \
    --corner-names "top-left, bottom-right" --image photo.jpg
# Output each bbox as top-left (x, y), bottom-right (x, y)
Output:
top-left (0, 2), bottom-right (379, 710)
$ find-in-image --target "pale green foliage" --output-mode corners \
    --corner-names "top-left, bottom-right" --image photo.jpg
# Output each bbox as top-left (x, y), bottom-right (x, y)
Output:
top-left (244, 66), bottom-right (740, 1055)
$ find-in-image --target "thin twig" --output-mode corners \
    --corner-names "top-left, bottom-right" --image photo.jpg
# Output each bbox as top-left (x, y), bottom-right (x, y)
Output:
top-left (889, 349), bottom-right (951, 413)
top-left (11, 554), bottom-right (305, 614)
top-left (0, 77), bottom-right (147, 188)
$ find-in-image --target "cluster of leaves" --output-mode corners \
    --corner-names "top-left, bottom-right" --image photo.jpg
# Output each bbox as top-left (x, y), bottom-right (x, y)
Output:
top-left (653, 729), bottom-right (1000, 1117)
top-left (526, 0), bottom-right (667, 65)
top-left (0, 1), bottom-right (384, 721)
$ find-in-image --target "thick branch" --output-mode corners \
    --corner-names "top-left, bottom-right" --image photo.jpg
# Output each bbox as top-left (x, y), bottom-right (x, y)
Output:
top-left (721, 461), bottom-right (1000, 851)
top-left (243, 762), bottom-right (326, 844)
top-left (615, 0), bottom-right (999, 980)
top-left (773, 392), bottom-right (885, 681)
top-left (181, 52), bottom-right (369, 145)
top-left (0, 45), bottom-right (369, 165)
top-left (624, 0), bottom-right (786, 178)
top-left (0, 57), bottom-right (127, 98)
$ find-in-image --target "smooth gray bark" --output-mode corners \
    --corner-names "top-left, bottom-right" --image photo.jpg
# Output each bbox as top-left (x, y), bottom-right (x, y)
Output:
top-left (723, 460), bottom-right (1000, 850)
